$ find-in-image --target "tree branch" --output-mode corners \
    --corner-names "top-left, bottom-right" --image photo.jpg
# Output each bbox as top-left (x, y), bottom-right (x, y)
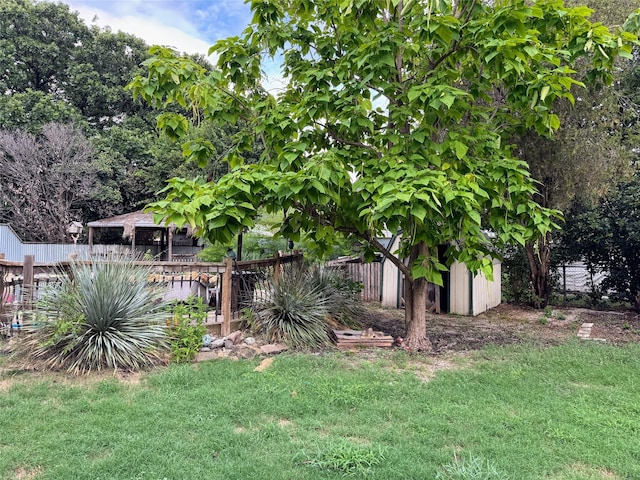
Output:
top-left (364, 232), bottom-right (412, 278)
top-left (325, 125), bottom-right (383, 158)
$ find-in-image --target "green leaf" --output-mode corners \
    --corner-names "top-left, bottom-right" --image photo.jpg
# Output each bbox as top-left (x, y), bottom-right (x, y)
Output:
top-left (411, 204), bottom-right (427, 222)
top-left (540, 85), bottom-right (550, 101)
top-left (407, 87), bottom-right (423, 102)
top-left (454, 141), bottom-right (468, 160)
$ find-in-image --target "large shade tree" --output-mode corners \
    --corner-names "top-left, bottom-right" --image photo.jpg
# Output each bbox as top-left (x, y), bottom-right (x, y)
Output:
top-left (130, 0), bottom-right (634, 350)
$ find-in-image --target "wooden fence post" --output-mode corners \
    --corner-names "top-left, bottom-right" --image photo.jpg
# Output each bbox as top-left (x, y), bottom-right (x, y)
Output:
top-left (221, 256), bottom-right (233, 337)
top-left (273, 252), bottom-right (282, 282)
top-left (23, 255), bottom-right (35, 310)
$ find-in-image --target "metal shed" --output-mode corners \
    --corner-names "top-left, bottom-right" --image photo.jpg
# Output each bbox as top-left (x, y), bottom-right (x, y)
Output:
top-left (380, 235), bottom-right (501, 316)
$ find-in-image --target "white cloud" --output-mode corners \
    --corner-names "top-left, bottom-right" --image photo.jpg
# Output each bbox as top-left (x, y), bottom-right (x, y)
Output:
top-left (66, 1), bottom-right (213, 57)
top-left (65, 1), bottom-right (286, 93)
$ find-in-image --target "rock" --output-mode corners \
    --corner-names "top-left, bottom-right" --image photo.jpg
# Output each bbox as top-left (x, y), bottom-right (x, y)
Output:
top-left (253, 357), bottom-right (274, 372)
top-left (260, 343), bottom-right (288, 355)
top-left (226, 330), bottom-right (243, 344)
top-left (210, 338), bottom-right (225, 349)
top-left (195, 349), bottom-right (225, 362)
top-left (202, 334), bottom-right (214, 347)
top-left (200, 347), bottom-right (211, 352)
top-left (233, 345), bottom-right (257, 360)
top-left (244, 337), bottom-right (256, 345)
top-left (224, 339), bottom-right (234, 349)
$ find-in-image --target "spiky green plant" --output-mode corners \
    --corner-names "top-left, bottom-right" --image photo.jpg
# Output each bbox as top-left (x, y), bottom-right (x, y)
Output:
top-left (307, 266), bottom-right (364, 324)
top-left (255, 267), bottom-right (331, 348)
top-left (20, 259), bottom-right (170, 373)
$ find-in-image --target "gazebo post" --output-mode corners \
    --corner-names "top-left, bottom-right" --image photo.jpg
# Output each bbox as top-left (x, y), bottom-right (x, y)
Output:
top-left (167, 227), bottom-right (173, 262)
top-left (88, 227), bottom-right (94, 256)
top-left (131, 228), bottom-right (136, 258)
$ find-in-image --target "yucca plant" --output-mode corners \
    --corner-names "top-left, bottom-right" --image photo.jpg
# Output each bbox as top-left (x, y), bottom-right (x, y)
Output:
top-left (20, 258), bottom-right (170, 373)
top-left (307, 266), bottom-right (364, 325)
top-left (255, 267), bottom-right (331, 348)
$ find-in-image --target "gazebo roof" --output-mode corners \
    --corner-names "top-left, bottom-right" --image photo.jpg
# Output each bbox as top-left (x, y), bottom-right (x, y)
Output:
top-left (87, 211), bottom-right (168, 239)
top-left (87, 211), bottom-right (162, 229)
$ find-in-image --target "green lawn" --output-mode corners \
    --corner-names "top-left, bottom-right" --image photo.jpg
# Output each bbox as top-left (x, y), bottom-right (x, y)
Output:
top-left (1, 341), bottom-right (639, 479)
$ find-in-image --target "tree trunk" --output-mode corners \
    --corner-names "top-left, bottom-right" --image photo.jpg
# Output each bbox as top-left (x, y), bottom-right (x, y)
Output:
top-left (403, 242), bottom-right (433, 351)
top-left (525, 233), bottom-right (552, 308)
top-left (404, 276), bottom-right (434, 351)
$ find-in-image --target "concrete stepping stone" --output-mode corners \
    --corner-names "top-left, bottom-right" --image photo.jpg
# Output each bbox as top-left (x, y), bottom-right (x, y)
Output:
top-left (577, 322), bottom-right (593, 339)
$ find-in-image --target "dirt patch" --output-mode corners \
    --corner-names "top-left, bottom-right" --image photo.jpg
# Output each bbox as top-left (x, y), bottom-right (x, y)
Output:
top-left (254, 357), bottom-right (274, 372)
top-left (13, 466), bottom-right (43, 480)
top-left (0, 353), bottom-right (146, 391)
top-left (278, 418), bottom-right (293, 427)
top-left (357, 304), bottom-right (640, 354)
top-left (0, 377), bottom-right (13, 392)
top-left (403, 357), bottom-right (466, 382)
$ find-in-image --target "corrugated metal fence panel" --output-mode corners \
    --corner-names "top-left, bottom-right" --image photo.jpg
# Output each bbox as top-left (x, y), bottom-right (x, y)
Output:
top-left (472, 261), bottom-right (501, 316)
top-left (22, 244), bottom-right (90, 262)
top-left (0, 225), bottom-right (24, 261)
top-left (1, 224), bottom-right (89, 262)
top-left (449, 260), bottom-right (470, 315)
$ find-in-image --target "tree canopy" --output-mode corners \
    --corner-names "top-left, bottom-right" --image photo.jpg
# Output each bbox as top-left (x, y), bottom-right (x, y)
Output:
top-left (130, 0), bottom-right (635, 348)
top-left (508, 0), bottom-right (640, 307)
top-left (0, 0), bottom-right (247, 238)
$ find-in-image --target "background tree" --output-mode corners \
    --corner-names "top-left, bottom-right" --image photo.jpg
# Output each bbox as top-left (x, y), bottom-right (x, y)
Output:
top-left (0, 0), bottom-right (215, 235)
top-left (0, 0), bottom-right (89, 95)
top-left (0, 89), bottom-right (86, 134)
top-left (65, 28), bottom-right (154, 128)
top-left (507, 0), bottom-right (640, 307)
top-left (131, 0), bottom-right (633, 349)
top-left (559, 174), bottom-right (640, 311)
top-left (0, 123), bottom-right (96, 242)
top-left (0, 0), bottom-right (153, 128)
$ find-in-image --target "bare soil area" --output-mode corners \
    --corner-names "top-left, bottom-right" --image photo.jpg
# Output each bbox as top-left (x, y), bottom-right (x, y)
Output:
top-left (358, 303), bottom-right (640, 354)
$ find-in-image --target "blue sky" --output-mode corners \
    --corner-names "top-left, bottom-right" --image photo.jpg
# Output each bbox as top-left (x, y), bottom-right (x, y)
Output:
top-left (64, 0), bottom-right (253, 57)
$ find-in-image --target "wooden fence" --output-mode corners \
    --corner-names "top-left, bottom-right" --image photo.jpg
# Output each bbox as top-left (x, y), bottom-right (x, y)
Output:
top-left (328, 259), bottom-right (381, 302)
top-left (0, 252), bottom-right (303, 337)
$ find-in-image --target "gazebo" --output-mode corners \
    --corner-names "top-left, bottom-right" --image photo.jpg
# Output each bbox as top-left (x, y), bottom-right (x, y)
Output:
top-left (87, 211), bottom-right (198, 261)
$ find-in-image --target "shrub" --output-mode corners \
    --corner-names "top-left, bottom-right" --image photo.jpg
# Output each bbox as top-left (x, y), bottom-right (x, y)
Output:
top-left (255, 266), bottom-right (331, 348)
top-left (167, 296), bottom-right (208, 363)
top-left (20, 259), bottom-right (170, 373)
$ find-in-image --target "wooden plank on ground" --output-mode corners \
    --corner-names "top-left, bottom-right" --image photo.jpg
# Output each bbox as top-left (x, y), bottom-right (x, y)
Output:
top-left (331, 329), bottom-right (394, 349)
